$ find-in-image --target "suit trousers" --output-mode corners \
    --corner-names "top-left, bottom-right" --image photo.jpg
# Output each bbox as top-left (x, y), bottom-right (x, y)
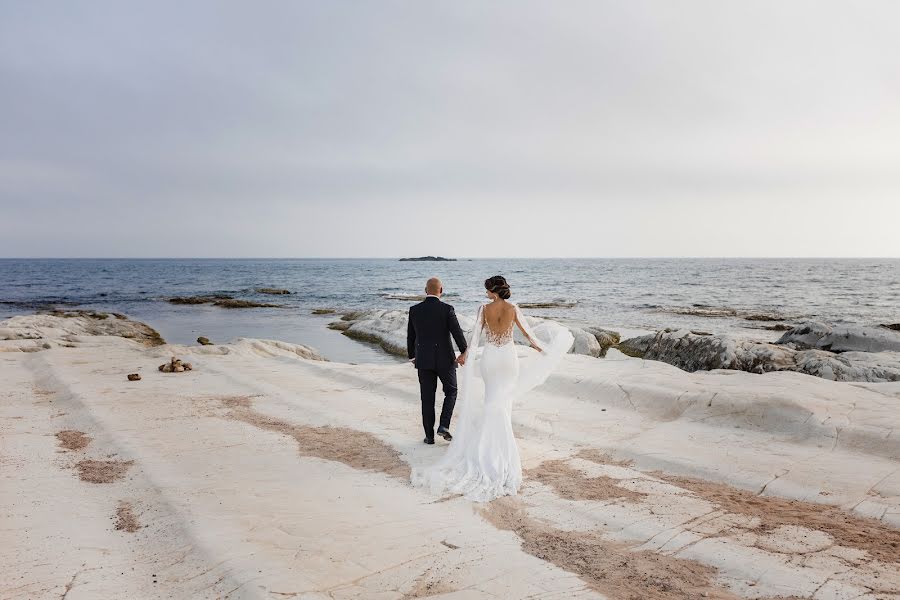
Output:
top-left (417, 367), bottom-right (458, 438)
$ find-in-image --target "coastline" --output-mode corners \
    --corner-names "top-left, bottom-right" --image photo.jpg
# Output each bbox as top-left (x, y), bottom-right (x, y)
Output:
top-left (2, 311), bottom-right (898, 598)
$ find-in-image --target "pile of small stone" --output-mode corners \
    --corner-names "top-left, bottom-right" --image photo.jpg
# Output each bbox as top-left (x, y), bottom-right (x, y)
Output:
top-left (158, 357), bottom-right (193, 373)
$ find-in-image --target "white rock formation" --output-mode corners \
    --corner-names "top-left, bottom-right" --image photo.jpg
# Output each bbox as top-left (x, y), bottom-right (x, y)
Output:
top-left (331, 309), bottom-right (619, 358)
top-left (3, 316), bottom-right (899, 598)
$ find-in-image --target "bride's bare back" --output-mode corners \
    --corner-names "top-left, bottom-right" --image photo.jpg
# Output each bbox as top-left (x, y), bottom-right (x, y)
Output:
top-left (481, 300), bottom-right (539, 349)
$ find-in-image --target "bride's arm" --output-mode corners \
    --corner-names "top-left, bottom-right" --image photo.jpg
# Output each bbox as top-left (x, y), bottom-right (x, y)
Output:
top-left (514, 310), bottom-right (543, 352)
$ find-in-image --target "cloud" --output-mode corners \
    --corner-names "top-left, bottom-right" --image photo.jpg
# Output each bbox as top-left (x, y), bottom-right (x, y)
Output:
top-left (1, 0), bottom-right (899, 257)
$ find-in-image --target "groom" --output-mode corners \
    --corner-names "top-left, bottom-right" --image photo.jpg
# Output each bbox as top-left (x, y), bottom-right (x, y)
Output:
top-left (407, 277), bottom-right (468, 445)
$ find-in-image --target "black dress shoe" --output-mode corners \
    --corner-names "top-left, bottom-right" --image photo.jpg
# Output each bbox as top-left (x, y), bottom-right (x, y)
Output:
top-left (436, 426), bottom-right (453, 441)
top-left (424, 437), bottom-right (435, 445)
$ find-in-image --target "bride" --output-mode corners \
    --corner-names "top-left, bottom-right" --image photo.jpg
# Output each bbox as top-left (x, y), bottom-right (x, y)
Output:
top-left (412, 275), bottom-right (574, 502)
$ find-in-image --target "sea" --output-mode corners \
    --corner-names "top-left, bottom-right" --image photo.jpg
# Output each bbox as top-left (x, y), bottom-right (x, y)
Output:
top-left (1, 258), bottom-right (898, 363)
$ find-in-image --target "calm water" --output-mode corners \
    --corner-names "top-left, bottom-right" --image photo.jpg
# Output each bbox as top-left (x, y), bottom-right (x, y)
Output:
top-left (1, 258), bottom-right (898, 362)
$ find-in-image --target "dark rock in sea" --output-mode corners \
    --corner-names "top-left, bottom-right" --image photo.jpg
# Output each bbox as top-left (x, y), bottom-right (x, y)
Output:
top-left (518, 301), bottom-right (577, 309)
top-left (398, 256), bottom-right (457, 262)
top-left (764, 323), bottom-right (794, 331)
top-left (256, 288), bottom-right (292, 295)
top-left (127, 373), bottom-right (141, 381)
top-left (169, 294), bottom-right (235, 305)
top-left (212, 299), bottom-right (280, 309)
top-left (882, 323), bottom-right (900, 332)
top-left (312, 308), bottom-right (336, 315)
top-left (745, 314), bottom-right (785, 322)
top-left (197, 336), bottom-right (213, 345)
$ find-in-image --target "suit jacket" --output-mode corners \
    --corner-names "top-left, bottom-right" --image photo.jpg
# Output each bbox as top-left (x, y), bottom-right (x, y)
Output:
top-left (407, 297), bottom-right (468, 371)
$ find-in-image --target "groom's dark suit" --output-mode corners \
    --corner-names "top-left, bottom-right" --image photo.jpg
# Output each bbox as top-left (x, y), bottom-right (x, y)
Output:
top-left (407, 296), bottom-right (468, 439)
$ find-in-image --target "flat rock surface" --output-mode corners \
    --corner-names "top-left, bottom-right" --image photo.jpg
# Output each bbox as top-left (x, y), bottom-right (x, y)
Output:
top-left (2, 314), bottom-right (899, 599)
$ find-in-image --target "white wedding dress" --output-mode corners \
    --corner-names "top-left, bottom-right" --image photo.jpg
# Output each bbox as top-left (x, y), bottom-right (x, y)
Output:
top-left (412, 302), bottom-right (574, 502)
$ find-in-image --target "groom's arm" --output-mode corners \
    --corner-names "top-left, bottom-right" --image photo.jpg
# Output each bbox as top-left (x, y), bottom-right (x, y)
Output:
top-left (448, 306), bottom-right (467, 354)
top-left (407, 308), bottom-right (416, 361)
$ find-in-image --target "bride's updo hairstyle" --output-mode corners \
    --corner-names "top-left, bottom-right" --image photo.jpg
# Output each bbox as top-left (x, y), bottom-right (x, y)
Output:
top-left (485, 275), bottom-right (511, 300)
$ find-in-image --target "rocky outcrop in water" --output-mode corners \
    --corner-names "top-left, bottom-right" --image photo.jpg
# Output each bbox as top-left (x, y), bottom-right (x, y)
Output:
top-left (256, 288), bottom-right (291, 295)
top-left (398, 256), bottom-right (456, 262)
top-left (616, 325), bottom-right (900, 382)
top-left (168, 295), bottom-right (280, 308)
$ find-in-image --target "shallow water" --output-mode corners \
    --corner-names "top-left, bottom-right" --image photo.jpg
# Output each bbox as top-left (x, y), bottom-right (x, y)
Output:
top-left (1, 258), bottom-right (898, 362)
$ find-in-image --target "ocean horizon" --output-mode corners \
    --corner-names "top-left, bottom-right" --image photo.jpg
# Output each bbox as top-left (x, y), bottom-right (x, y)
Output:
top-left (3, 257), bottom-right (897, 363)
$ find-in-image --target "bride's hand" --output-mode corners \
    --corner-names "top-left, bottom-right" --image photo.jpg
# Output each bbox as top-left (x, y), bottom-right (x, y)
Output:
top-left (456, 352), bottom-right (468, 366)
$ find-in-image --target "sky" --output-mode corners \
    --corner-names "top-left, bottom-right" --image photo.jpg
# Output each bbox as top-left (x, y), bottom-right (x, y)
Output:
top-left (1, 1), bottom-right (899, 258)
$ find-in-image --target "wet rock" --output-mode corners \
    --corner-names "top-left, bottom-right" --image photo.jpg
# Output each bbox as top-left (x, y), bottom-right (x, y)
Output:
top-left (127, 373), bottom-right (141, 381)
top-left (197, 336), bottom-right (212, 345)
top-left (213, 299), bottom-right (280, 309)
top-left (256, 288), bottom-right (292, 295)
top-left (312, 308), bottom-right (336, 315)
top-left (881, 323), bottom-right (900, 332)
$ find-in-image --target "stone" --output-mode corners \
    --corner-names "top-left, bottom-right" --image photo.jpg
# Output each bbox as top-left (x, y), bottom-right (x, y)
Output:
top-left (127, 373), bottom-right (141, 381)
top-left (256, 288), bottom-right (291, 295)
top-left (616, 329), bottom-right (900, 382)
top-left (776, 321), bottom-right (900, 353)
top-left (197, 336), bottom-right (212, 345)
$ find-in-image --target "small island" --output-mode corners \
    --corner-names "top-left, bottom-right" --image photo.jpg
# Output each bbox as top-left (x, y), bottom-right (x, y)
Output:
top-left (398, 256), bottom-right (457, 262)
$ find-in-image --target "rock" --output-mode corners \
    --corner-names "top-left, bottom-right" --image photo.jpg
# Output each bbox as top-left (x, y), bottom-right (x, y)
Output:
top-left (213, 299), bottom-right (280, 309)
top-left (518, 301), bottom-right (577, 309)
top-left (256, 288), bottom-right (291, 295)
top-left (881, 323), bottom-right (900, 332)
top-left (20, 311), bottom-right (166, 347)
top-left (332, 309), bottom-right (617, 359)
top-left (127, 373), bottom-right (141, 381)
top-left (197, 336), bottom-right (212, 345)
top-left (764, 324), bottom-right (794, 331)
top-left (398, 256), bottom-right (456, 262)
top-left (158, 357), bottom-right (191, 373)
top-left (312, 309), bottom-right (336, 315)
top-left (168, 294), bottom-right (235, 305)
top-left (616, 329), bottom-right (900, 382)
top-left (776, 321), bottom-right (900, 353)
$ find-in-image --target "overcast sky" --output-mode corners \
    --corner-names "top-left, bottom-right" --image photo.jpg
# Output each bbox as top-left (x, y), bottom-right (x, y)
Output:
top-left (1, 1), bottom-right (898, 257)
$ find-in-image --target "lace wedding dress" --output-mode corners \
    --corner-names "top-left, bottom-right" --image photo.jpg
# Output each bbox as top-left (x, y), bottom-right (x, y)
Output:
top-left (412, 303), bottom-right (574, 502)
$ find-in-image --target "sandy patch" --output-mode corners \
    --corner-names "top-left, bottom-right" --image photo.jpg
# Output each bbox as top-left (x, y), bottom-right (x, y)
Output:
top-left (526, 459), bottom-right (647, 503)
top-left (56, 430), bottom-right (92, 451)
top-left (481, 497), bottom-right (740, 600)
top-left (221, 396), bottom-right (410, 479)
top-left (578, 451), bottom-right (900, 565)
top-left (114, 501), bottom-right (141, 532)
top-left (75, 459), bottom-right (134, 484)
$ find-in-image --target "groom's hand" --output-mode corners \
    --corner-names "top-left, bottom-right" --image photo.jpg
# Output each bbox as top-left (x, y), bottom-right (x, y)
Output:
top-left (456, 353), bottom-right (466, 366)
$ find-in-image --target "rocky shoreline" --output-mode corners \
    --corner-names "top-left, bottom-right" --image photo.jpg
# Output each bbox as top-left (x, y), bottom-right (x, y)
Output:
top-left (321, 308), bottom-right (900, 383)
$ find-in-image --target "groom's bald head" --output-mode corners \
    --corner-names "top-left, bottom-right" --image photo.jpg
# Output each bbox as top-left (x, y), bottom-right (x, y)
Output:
top-left (425, 277), bottom-right (442, 296)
